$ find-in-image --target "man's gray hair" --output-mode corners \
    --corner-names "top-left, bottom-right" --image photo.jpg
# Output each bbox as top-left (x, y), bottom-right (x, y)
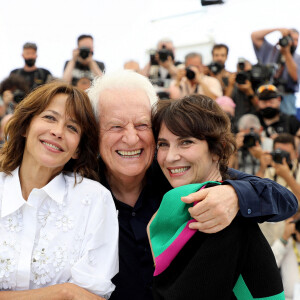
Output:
top-left (87, 70), bottom-right (158, 121)
top-left (238, 114), bottom-right (261, 131)
top-left (184, 52), bottom-right (202, 64)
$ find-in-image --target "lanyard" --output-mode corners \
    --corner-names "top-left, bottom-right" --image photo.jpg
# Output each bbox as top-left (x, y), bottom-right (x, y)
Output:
top-left (293, 240), bottom-right (300, 275)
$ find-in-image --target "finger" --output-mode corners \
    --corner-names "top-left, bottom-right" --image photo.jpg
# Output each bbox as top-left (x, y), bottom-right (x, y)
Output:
top-left (189, 222), bottom-right (225, 234)
top-left (189, 206), bottom-right (211, 223)
top-left (181, 189), bottom-right (208, 204)
top-left (189, 218), bottom-right (217, 230)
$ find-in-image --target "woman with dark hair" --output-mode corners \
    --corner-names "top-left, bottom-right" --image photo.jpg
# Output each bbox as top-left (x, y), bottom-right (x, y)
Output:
top-left (148, 94), bottom-right (284, 299)
top-left (0, 81), bottom-right (118, 299)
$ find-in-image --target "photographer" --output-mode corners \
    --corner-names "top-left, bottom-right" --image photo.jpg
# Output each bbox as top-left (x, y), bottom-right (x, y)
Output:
top-left (63, 34), bottom-right (104, 86)
top-left (10, 42), bottom-right (52, 91)
top-left (272, 216), bottom-right (300, 300)
top-left (251, 28), bottom-right (300, 115)
top-left (231, 114), bottom-right (273, 175)
top-left (256, 133), bottom-right (300, 199)
top-left (226, 58), bottom-right (259, 125)
top-left (142, 38), bottom-right (180, 99)
top-left (0, 74), bottom-right (29, 117)
top-left (256, 84), bottom-right (300, 138)
top-left (169, 52), bottom-right (222, 100)
top-left (207, 44), bottom-right (233, 95)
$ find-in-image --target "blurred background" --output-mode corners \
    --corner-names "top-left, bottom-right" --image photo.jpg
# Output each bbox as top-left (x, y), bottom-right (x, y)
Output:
top-left (1, 0), bottom-right (300, 81)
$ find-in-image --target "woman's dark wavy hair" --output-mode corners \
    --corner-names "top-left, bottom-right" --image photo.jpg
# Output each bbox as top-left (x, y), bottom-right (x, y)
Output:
top-left (0, 80), bottom-right (99, 182)
top-left (152, 94), bottom-right (237, 180)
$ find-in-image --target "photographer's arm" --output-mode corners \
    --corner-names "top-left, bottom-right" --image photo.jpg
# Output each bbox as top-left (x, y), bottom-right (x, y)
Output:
top-left (63, 49), bottom-right (79, 84)
top-left (251, 28), bottom-right (290, 49)
top-left (281, 46), bottom-right (298, 81)
top-left (159, 56), bottom-right (178, 78)
top-left (273, 159), bottom-right (300, 202)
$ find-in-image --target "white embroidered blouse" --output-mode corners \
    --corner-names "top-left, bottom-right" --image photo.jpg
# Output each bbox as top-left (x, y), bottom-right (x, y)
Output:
top-left (0, 168), bottom-right (118, 299)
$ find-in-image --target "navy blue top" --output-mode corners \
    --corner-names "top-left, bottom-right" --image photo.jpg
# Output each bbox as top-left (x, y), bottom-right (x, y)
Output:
top-left (100, 160), bottom-right (297, 300)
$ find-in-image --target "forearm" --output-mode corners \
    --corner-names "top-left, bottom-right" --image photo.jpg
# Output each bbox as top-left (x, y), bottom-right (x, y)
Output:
top-left (227, 168), bottom-right (298, 222)
top-left (165, 64), bottom-right (178, 79)
top-left (88, 61), bottom-right (103, 77)
top-left (63, 60), bottom-right (76, 83)
top-left (281, 174), bottom-right (300, 202)
top-left (284, 51), bottom-right (298, 81)
top-left (251, 28), bottom-right (277, 48)
top-left (198, 82), bottom-right (218, 100)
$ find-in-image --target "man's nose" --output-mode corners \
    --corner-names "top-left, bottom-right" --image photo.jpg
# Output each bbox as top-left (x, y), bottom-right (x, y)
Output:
top-left (122, 126), bottom-right (139, 146)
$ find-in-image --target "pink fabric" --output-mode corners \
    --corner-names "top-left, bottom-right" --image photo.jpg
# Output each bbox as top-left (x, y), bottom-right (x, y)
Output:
top-left (154, 219), bottom-right (197, 276)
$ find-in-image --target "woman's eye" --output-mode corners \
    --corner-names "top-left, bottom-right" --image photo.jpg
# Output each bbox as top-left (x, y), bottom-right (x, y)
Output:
top-left (181, 140), bottom-right (193, 146)
top-left (43, 115), bottom-right (56, 121)
top-left (157, 142), bottom-right (169, 149)
top-left (68, 125), bottom-right (79, 133)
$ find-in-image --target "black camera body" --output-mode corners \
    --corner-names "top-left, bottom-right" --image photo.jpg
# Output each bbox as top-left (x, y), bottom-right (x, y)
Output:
top-left (236, 71), bottom-right (250, 85)
top-left (271, 149), bottom-right (292, 168)
top-left (79, 47), bottom-right (91, 59)
top-left (243, 129), bottom-right (260, 148)
top-left (158, 47), bottom-right (174, 62)
top-left (279, 35), bottom-right (293, 48)
top-left (185, 67), bottom-right (196, 80)
top-left (207, 62), bottom-right (224, 75)
top-left (13, 89), bottom-right (25, 104)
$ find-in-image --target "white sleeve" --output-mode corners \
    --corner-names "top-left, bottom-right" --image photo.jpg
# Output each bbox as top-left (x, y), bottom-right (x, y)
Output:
top-left (271, 238), bottom-right (289, 268)
top-left (70, 189), bottom-right (119, 299)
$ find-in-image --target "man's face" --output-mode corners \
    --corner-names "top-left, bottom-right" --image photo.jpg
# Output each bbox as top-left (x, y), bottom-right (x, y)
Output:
top-left (212, 47), bottom-right (228, 65)
top-left (22, 48), bottom-right (37, 60)
top-left (78, 37), bottom-right (94, 53)
top-left (98, 88), bottom-right (155, 181)
top-left (185, 56), bottom-right (203, 73)
top-left (291, 31), bottom-right (299, 49)
top-left (274, 142), bottom-right (297, 160)
top-left (258, 97), bottom-right (281, 110)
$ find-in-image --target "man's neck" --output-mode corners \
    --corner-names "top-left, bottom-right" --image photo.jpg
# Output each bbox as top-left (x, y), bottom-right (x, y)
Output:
top-left (23, 65), bottom-right (37, 72)
top-left (106, 172), bottom-right (146, 207)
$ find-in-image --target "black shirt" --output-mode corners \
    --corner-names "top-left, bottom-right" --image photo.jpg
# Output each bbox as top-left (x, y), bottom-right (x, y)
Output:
top-left (257, 112), bottom-right (300, 137)
top-left (10, 68), bottom-right (52, 90)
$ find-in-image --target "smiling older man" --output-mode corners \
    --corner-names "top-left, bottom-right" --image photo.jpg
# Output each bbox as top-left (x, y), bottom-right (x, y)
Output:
top-left (88, 70), bottom-right (297, 300)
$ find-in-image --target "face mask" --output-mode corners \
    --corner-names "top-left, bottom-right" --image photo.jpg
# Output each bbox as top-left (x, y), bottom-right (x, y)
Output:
top-left (259, 107), bottom-right (279, 119)
top-left (25, 59), bottom-right (36, 67)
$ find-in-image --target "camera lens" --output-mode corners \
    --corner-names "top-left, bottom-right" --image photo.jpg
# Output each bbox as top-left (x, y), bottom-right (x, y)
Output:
top-left (79, 47), bottom-right (90, 59)
top-left (185, 68), bottom-right (195, 80)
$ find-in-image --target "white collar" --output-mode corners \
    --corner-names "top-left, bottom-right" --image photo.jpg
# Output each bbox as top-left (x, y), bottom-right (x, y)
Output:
top-left (1, 167), bottom-right (66, 217)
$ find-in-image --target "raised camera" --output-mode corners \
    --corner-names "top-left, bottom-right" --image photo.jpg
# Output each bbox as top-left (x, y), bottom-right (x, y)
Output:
top-left (79, 47), bottom-right (91, 59)
top-left (13, 89), bottom-right (25, 104)
top-left (158, 46), bottom-right (174, 62)
top-left (207, 62), bottom-right (224, 75)
top-left (236, 71), bottom-right (250, 84)
top-left (185, 67), bottom-right (196, 80)
top-left (271, 149), bottom-right (291, 166)
top-left (243, 129), bottom-right (260, 148)
top-left (279, 35), bottom-right (293, 48)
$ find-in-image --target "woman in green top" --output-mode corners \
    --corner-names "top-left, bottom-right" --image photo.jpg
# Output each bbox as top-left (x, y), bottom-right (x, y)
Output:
top-left (148, 94), bottom-right (284, 300)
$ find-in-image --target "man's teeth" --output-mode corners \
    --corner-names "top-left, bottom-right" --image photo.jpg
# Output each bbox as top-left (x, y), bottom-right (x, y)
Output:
top-left (117, 150), bottom-right (141, 157)
top-left (170, 167), bottom-right (189, 174)
top-left (42, 142), bottom-right (61, 151)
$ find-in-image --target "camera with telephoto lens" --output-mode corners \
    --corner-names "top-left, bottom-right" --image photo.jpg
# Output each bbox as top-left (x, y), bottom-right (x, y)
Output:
top-left (279, 35), bottom-right (293, 47)
top-left (207, 61), bottom-right (224, 75)
top-left (243, 128), bottom-right (260, 148)
top-left (79, 47), bottom-right (91, 59)
top-left (185, 67), bottom-right (196, 80)
top-left (271, 149), bottom-right (292, 168)
top-left (13, 89), bottom-right (25, 104)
